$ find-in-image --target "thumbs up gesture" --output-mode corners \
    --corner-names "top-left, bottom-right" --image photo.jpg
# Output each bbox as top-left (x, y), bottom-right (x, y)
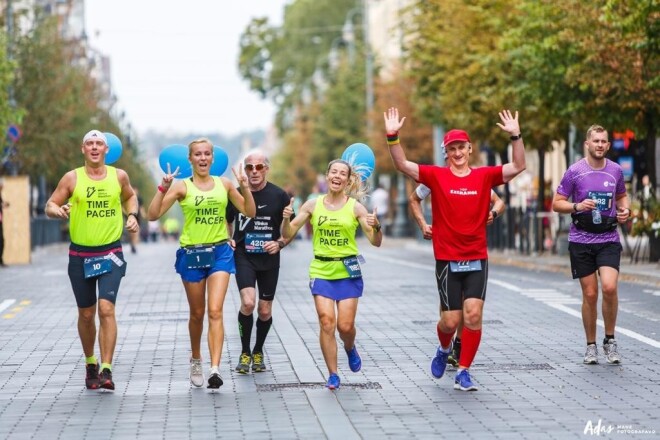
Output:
top-left (283, 197), bottom-right (295, 220)
top-left (367, 207), bottom-right (380, 229)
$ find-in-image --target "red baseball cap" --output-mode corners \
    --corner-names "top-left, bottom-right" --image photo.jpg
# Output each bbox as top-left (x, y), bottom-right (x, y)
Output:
top-left (443, 129), bottom-right (470, 146)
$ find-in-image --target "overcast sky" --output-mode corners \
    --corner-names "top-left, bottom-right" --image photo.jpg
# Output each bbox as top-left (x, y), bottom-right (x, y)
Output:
top-left (86, 1), bottom-right (288, 136)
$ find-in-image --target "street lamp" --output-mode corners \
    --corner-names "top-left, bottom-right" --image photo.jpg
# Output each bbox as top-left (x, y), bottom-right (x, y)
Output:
top-left (341, 0), bottom-right (374, 136)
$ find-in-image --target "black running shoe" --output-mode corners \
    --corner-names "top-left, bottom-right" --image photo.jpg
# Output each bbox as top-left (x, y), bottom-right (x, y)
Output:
top-left (85, 363), bottom-right (100, 390)
top-left (207, 368), bottom-right (223, 389)
top-left (99, 368), bottom-right (115, 390)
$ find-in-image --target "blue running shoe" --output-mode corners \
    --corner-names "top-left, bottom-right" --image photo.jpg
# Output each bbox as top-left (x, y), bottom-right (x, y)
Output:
top-left (346, 346), bottom-right (362, 372)
top-left (431, 345), bottom-right (451, 378)
top-left (326, 373), bottom-right (341, 390)
top-left (454, 369), bottom-right (478, 391)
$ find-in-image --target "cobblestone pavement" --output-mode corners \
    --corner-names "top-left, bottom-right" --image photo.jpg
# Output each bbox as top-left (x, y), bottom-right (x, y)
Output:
top-left (0, 238), bottom-right (658, 439)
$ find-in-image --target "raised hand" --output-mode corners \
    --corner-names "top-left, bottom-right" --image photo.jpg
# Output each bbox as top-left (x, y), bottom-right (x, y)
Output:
top-left (232, 165), bottom-right (249, 188)
top-left (366, 207), bottom-right (379, 228)
top-left (383, 107), bottom-right (406, 134)
top-left (282, 197), bottom-right (295, 220)
top-left (161, 163), bottom-right (180, 190)
top-left (496, 110), bottom-right (520, 135)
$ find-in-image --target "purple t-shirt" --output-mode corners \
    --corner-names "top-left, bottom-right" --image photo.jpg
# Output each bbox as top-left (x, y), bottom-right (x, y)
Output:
top-left (556, 158), bottom-right (626, 244)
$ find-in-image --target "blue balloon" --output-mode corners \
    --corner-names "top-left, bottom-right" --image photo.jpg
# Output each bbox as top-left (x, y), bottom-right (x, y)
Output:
top-left (159, 144), bottom-right (192, 179)
top-left (341, 142), bottom-right (375, 181)
top-left (104, 132), bottom-right (123, 165)
top-left (210, 146), bottom-right (229, 176)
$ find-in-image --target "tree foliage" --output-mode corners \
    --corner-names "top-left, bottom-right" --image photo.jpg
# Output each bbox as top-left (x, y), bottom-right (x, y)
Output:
top-left (238, 0), bottom-right (356, 132)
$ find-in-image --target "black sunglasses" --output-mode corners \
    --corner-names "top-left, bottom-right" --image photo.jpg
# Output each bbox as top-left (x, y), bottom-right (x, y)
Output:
top-left (245, 163), bottom-right (267, 171)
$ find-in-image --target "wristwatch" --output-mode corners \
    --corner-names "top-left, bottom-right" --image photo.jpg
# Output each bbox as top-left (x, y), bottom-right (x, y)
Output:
top-left (491, 210), bottom-right (498, 220)
top-left (510, 133), bottom-right (522, 141)
top-left (373, 223), bottom-right (382, 233)
top-left (573, 203), bottom-right (578, 212)
top-left (128, 212), bottom-right (139, 220)
top-left (277, 240), bottom-right (285, 249)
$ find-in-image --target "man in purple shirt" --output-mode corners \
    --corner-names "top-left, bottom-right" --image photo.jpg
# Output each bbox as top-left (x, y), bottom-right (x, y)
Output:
top-left (552, 124), bottom-right (631, 365)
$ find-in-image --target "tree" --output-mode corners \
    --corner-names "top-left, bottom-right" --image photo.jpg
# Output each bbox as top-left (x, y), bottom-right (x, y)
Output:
top-left (506, 0), bottom-right (659, 186)
top-left (238, 0), bottom-right (356, 132)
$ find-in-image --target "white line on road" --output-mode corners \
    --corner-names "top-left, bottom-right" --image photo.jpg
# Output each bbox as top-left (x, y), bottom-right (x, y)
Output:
top-left (367, 253), bottom-right (660, 349)
top-left (0, 299), bottom-right (17, 314)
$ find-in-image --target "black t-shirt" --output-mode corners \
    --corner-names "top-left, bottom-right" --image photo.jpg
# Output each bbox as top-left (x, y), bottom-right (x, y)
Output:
top-left (226, 182), bottom-right (292, 269)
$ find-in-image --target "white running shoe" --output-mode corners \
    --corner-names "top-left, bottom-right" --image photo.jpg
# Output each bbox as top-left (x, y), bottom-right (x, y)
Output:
top-left (190, 358), bottom-right (204, 387)
top-left (583, 344), bottom-right (598, 364)
top-left (603, 339), bottom-right (621, 364)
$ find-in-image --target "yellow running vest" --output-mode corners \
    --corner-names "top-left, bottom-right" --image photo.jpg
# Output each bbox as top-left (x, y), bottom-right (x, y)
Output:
top-left (179, 177), bottom-right (229, 246)
top-left (309, 196), bottom-right (359, 280)
top-left (69, 166), bottom-right (123, 246)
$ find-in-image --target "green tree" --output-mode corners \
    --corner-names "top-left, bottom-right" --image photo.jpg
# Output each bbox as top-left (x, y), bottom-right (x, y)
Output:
top-left (505, 0), bottom-right (659, 185)
top-left (238, 0), bottom-right (356, 132)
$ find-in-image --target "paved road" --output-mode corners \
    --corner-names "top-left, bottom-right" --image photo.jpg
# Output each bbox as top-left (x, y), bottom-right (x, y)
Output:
top-left (0, 238), bottom-right (658, 439)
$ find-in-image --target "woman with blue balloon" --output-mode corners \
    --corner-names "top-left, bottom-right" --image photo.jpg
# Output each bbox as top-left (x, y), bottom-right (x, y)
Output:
top-left (280, 157), bottom-right (382, 390)
top-left (147, 138), bottom-right (255, 390)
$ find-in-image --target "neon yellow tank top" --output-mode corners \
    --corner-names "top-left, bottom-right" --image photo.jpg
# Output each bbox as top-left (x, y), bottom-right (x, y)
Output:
top-left (309, 195), bottom-right (359, 280)
top-left (69, 166), bottom-right (123, 246)
top-left (179, 177), bottom-right (229, 246)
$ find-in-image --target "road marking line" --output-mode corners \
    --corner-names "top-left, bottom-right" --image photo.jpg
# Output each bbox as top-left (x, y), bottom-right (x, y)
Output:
top-left (367, 254), bottom-right (660, 349)
top-left (0, 299), bottom-right (16, 314)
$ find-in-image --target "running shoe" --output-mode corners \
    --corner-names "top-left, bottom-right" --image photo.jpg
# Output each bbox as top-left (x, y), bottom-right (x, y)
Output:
top-left (431, 344), bottom-right (451, 378)
top-left (190, 358), bottom-right (204, 387)
top-left (98, 368), bottom-right (115, 390)
top-left (326, 373), bottom-right (341, 390)
top-left (346, 346), bottom-right (362, 372)
top-left (235, 352), bottom-right (251, 374)
top-left (603, 339), bottom-right (621, 365)
top-left (251, 352), bottom-right (266, 373)
top-left (85, 363), bottom-right (100, 390)
top-left (583, 344), bottom-right (598, 365)
top-left (454, 369), bottom-right (478, 391)
top-left (207, 367), bottom-right (223, 389)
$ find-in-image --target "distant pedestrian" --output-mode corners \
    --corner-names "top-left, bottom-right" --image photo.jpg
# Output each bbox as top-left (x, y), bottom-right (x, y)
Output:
top-left (147, 138), bottom-right (255, 389)
top-left (384, 107), bottom-right (526, 391)
top-left (552, 124), bottom-right (630, 365)
top-left (281, 159), bottom-right (382, 390)
top-left (370, 183), bottom-right (389, 230)
top-left (226, 151), bottom-right (293, 374)
top-left (45, 129), bottom-right (140, 391)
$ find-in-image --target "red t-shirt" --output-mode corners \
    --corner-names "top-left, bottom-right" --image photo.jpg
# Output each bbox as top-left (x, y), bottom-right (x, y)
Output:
top-left (418, 164), bottom-right (504, 261)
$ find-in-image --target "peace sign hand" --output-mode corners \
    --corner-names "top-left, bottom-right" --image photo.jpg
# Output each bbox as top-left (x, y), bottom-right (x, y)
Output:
top-left (232, 165), bottom-right (249, 188)
top-left (161, 162), bottom-right (180, 190)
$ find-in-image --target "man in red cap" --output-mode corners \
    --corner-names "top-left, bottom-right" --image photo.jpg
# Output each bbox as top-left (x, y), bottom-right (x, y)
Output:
top-left (383, 108), bottom-right (526, 391)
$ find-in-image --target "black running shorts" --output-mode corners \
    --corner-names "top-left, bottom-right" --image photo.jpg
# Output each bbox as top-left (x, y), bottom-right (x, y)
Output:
top-left (435, 259), bottom-right (488, 311)
top-left (568, 241), bottom-right (622, 279)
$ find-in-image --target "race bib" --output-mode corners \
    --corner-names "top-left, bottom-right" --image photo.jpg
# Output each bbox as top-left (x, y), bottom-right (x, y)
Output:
top-left (245, 232), bottom-right (272, 254)
top-left (588, 190), bottom-right (613, 212)
top-left (185, 246), bottom-right (214, 269)
top-left (343, 256), bottom-right (362, 279)
top-left (449, 260), bottom-right (482, 273)
top-left (83, 256), bottom-right (112, 279)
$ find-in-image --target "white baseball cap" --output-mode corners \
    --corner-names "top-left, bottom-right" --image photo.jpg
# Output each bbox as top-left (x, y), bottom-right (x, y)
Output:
top-left (82, 130), bottom-right (107, 145)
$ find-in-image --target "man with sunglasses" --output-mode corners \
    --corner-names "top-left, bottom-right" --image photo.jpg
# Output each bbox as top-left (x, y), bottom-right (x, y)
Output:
top-left (226, 151), bottom-right (294, 373)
